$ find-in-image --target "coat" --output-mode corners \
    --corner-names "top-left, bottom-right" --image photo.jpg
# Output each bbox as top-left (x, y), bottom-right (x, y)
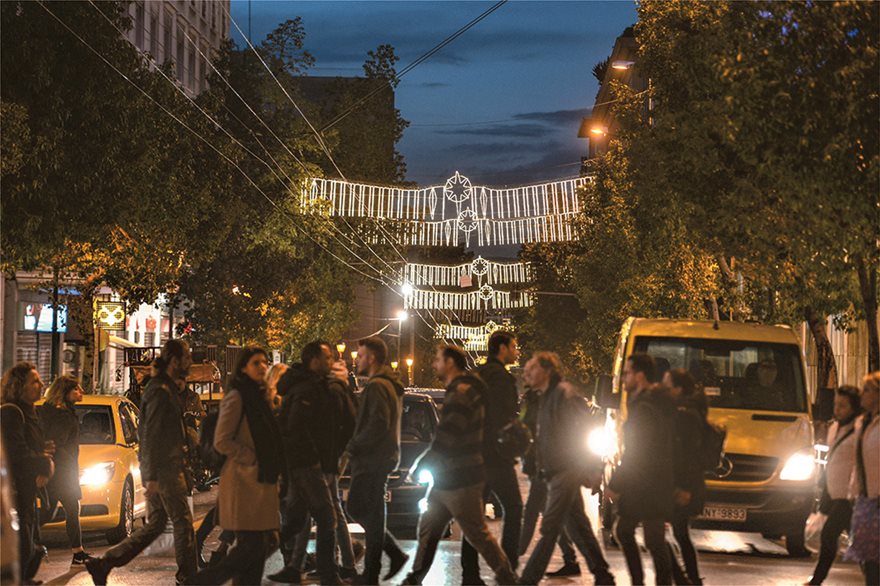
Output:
top-left (609, 385), bottom-right (676, 521)
top-left (519, 389), bottom-right (541, 477)
top-left (0, 401), bottom-right (53, 522)
top-left (475, 358), bottom-right (519, 467)
top-left (215, 389), bottom-right (280, 531)
top-left (672, 397), bottom-right (707, 517)
top-left (138, 372), bottom-right (187, 482)
top-left (346, 366), bottom-right (405, 477)
top-left (38, 402), bottom-right (82, 501)
top-left (535, 379), bottom-right (597, 479)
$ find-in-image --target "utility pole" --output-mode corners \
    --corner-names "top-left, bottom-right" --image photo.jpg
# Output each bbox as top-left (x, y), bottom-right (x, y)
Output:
top-left (50, 266), bottom-right (60, 380)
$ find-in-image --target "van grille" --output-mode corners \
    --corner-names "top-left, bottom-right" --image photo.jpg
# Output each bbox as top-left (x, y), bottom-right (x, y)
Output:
top-left (705, 453), bottom-right (778, 483)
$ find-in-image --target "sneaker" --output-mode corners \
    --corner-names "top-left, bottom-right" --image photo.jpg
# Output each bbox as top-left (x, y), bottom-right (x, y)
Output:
top-left (546, 562), bottom-right (580, 577)
top-left (84, 558), bottom-right (111, 586)
top-left (383, 551), bottom-right (409, 581)
top-left (71, 552), bottom-right (95, 566)
top-left (267, 565), bottom-right (302, 584)
top-left (595, 570), bottom-right (616, 586)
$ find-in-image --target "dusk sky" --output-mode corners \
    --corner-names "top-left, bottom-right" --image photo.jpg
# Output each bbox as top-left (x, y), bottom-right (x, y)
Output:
top-left (230, 1), bottom-right (637, 188)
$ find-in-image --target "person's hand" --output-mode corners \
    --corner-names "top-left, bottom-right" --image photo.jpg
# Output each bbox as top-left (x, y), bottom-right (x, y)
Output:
top-left (674, 489), bottom-right (692, 507)
top-left (35, 475), bottom-right (49, 488)
top-left (330, 360), bottom-right (348, 383)
top-left (44, 440), bottom-right (56, 457)
top-left (605, 488), bottom-right (620, 503)
top-left (144, 480), bottom-right (159, 499)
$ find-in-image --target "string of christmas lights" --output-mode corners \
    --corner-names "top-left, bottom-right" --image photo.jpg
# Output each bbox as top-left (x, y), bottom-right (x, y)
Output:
top-left (405, 287), bottom-right (534, 311)
top-left (403, 257), bottom-right (533, 288)
top-left (434, 320), bottom-right (512, 340)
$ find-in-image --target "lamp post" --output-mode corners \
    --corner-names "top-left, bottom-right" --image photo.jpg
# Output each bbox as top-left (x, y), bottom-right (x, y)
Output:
top-left (391, 361), bottom-right (399, 372)
top-left (336, 342), bottom-right (346, 360)
top-left (395, 310), bottom-right (408, 366)
top-left (405, 357), bottom-right (414, 387)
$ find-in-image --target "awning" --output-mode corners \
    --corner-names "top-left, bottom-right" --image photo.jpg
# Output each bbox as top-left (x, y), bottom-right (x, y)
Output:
top-left (108, 335), bottom-right (141, 349)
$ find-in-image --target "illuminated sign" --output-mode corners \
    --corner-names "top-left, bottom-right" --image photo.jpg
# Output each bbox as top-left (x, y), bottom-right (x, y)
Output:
top-left (96, 302), bottom-right (125, 328)
top-left (20, 303), bottom-right (67, 333)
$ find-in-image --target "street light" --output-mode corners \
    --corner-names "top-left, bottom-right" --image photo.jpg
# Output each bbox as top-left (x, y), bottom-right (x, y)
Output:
top-left (395, 310), bottom-right (408, 367)
top-left (336, 342), bottom-right (346, 359)
top-left (401, 282), bottom-right (414, 297)
top-left (391, 361), bottom-right (399, 372)
top-left (405, 357), bottom-right (414, 386)
top-left (350, 350), bottom-right (358, 363)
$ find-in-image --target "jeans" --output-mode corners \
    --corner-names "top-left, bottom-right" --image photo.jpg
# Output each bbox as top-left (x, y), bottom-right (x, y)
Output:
top-left (102, 469), bottom-right (197, 584)
top-left (810, 499), bottom-right (853, 584)
top-left (18, 499), bottom-right (40, 581)
top-left (520, 470), bottom-right (612, 585)
top-left (668, 514), bottom-right (701, 585)
top-left (280, 465), bottom-right (339, 581)
top-left (190, 530), bottom-right (271, 585)
top-left (195, 506), bottom-right (234, 556)
top-left (462, 465), bottom-right (523, 576)
top-left (347, 470), bottom-right (404, 584)
top-left (50, 493), bottom-right (83, 550)
top-left (615, 515), bottom-right (671, 586)
top-left (326, 472), bottom-right (356, 569)
top-left (519, 474), bottom-right (576, 564)
top-left (406, 483), bottom-right (516, 585)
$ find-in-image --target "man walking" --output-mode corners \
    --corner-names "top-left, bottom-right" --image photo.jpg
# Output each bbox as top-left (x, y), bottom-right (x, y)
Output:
top-left (270, 341), bottom-right (347, 584)
top-left (345, 337), bottom-right (408, 585)
top-left (606, 353), bottom-right (675, 585)
top-left (403, 345), bottom-right (517, 586)
top-left (462, 331), bottom-right (523, 584)
top-left (519, 352), bottom-right (615, 586)
top-left (86, 340), bottom-right (197, 585)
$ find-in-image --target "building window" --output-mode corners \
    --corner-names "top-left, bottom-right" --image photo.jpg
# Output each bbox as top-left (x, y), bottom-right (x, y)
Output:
top-left (211, 3), bottom-right (216, 29)
top-left (187, 41), bottom-right (195, 89)
top-left (134, 3), bottom-right (145, 49)
top-left (163, 12), bottom-right (172, 63)
top-left (201, 0), bottom-right (206, 19)
top-left (177, 25), bottom-right (185, 81)
top-left (149, 13), bottom-right (158, 57)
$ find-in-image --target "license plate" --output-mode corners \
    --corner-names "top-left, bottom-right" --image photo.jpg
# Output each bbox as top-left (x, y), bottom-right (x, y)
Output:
top-left (384, 490), bottom-right (392, 503)
top-left (699, 505), bottom-right (746, 522)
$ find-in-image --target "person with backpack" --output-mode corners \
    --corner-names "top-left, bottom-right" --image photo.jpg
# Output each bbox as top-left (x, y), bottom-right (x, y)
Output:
top-left (345, 336), bottom-right (408, 585)
top-left (807, 386), bottom-right (861, 585)
top-left (402, 345), bottom-right (518, 586)
top-left (189, 346), bottom-right (284, 586)
top-left (518, 352), bottom-right (614, 586)
top-left (461, 331), bottom-right (523, 584)
top-left (664, 369), bottom-right (708, 586)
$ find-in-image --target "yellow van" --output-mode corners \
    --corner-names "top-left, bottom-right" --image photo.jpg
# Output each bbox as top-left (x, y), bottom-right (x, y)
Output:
top-left (595, 318), bottom-right (815, 556)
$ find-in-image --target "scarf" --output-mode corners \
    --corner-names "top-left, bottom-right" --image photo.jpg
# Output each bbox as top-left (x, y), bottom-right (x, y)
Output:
top-left (233, 375), bottom-right (283, 484)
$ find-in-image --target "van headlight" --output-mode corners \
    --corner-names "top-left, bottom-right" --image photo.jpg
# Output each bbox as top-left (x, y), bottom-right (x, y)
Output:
top-left (417, 469), bottom-right (434, 486)
top-left (418, 497), bottom-right (429, 513)
top-left (80, 462), bottom-right (115, 486)
top-left (780, 451), bottom-right (815, 481)
top-left (587, 426), bottom-right (617, 458)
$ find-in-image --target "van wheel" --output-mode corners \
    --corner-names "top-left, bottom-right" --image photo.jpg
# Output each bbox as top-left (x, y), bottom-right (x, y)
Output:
top-left (785, 529), bottom-right (810, 557)
top-left (106, 480), bottom-right (134, 545)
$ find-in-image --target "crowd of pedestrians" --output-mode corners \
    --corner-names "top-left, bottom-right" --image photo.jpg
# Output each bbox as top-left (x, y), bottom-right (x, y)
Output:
top-left (1, 333), bottom-right (879, 586)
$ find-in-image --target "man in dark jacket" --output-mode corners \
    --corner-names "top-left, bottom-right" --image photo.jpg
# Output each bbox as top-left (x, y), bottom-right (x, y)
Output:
top-left (345, 336), bottom-right (408, 585)
top-left (86, 340), bottom-right (197, 586)
top-left (606, 353), bottom-right (675, 586)
top-left (519, 353), bottom-right (615, 586)
top-left (403, 345), bottom-right (517, 586)
top-left (270, 341), bottom-right (348, 584)
top-left (461, 331), bottom-right (523, 583)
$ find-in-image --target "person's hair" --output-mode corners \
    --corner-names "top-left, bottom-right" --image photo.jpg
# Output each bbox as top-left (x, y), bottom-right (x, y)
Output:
top-left (1, 362), bottom-right (38, 404)
top-left (301, 340), bottom-right (331, 367)
top-left (836, 385), bottom-right (862, 414)
top-left (667, 368), bottom-right (697, 397)
top-left (487, 331), bottom-right (516, 358)
top-left (863, 371), bottom-right (880, 395)
top-left (154, 339), bottom-right (190, 372)
top-left (627, 352), bottom-right (656, 382)
top-left (233, 346), bottom-right (269, 380)
top-left (44, 374), bottom-right (81, 408)
top-left (358, 336), bottom-right (387, 366)
top-left (439, 345), bottom-right (467, 372)
top-left (531, 351), bottom-right (562, 379)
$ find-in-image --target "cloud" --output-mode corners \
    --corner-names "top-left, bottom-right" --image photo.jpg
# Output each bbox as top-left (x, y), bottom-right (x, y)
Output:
top-left (434, 123), bottom-right (554, 138)
top-left (513, 108), bottom-right (591, 125)
top-left (416, 82), bottom-right (450, 89)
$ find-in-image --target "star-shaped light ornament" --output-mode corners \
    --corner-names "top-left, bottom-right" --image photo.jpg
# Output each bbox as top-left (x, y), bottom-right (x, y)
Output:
top-left (444, 171), bottom-right (472, 204)
top-left (479, 284), bottom-right (495, 301)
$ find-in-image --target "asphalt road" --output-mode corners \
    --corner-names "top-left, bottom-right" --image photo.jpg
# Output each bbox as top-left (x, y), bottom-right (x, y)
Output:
top-left (33, 486), bottom-right (864, 585)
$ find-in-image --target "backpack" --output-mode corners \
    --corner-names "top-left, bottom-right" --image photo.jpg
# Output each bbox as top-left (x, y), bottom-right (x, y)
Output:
top-left (199, 408), bottom-right (244, 474)
top-left (700, 419), bottom-right (727, 471)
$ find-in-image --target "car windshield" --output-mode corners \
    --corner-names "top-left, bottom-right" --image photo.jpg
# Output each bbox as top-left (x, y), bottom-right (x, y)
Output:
top-left (401, 399), bottom-right (436, 443)
top-left (632, 336), bottom-right (807, 412)
top-left (75, 405), bottom-right (116, 445)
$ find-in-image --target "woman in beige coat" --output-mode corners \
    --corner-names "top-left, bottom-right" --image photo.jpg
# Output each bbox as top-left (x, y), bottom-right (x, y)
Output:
top-left (191, 347), bottom-right (283, 585)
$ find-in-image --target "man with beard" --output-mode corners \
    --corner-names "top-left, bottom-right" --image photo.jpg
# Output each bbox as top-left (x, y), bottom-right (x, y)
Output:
top-left (86, 340), bottom-right (197, 586)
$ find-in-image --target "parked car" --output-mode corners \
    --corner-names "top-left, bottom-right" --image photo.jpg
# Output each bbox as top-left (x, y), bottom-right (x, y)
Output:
top-left (343, 391), bottom-right (439, 530)
top-left (38, 395), bottom-right (147, 544)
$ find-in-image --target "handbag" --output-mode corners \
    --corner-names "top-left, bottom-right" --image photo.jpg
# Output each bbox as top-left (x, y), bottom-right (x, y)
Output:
top-left (845, 414), bottom-right (880, 563)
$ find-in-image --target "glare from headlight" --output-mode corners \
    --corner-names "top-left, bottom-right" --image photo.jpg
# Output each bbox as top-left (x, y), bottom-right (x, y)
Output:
top-left (80, 462), bottom-right (115, 486)
top-left (418, 498), bottom-right (429, 513)
top-left (780, 451), bottom-right (815, 481)
top-left (587, 426), bottom-right (616, 458)
top-left (417, 469), bottom-right (434, 486)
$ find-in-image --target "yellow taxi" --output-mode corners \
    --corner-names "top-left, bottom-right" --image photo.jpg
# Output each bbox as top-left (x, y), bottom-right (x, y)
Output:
top-left (39, 395), bottom-right (147, 544)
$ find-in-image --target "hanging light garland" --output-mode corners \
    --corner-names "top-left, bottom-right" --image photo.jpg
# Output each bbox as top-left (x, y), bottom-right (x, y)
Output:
top-left (405, 287), bottom-right (533, 311)
top-left (403, 257), bottom-right (533, 288)
top-left (434, 320), bottom-right (511, 340)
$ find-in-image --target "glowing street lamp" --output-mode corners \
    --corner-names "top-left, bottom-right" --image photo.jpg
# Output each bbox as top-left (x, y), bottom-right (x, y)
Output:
top-left (401, 282), bottom-right (414, 297)
top-left (405, 357), bottom-right (414, 386)
top-left (336, 342), bottom-right (346, 359)
top-left (391, 361), bottom-right (399, 372)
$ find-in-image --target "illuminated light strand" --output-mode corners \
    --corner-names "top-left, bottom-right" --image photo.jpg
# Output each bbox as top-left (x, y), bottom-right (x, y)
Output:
top-left (380, 212), bottom-right (579, 246)
top-left (434, 320), bottom-right (512, 340)
top-left (403, 257), bottom-right (532, 288)
top-left (405, 288), bottom-right (534, 311)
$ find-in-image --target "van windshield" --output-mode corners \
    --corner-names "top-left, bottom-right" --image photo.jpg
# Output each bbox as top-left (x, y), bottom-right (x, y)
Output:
top-left (632, 336), bottom-right (807, 412)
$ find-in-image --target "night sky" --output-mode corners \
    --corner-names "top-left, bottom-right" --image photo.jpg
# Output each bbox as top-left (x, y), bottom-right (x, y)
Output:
top-left (230, 1), bottom-right (637, 189)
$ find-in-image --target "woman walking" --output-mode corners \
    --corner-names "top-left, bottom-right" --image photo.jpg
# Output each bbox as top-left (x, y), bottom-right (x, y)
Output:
top-left (38, 375), bottom-right (93, 566)
top-left (807, 386), bottom-right (860, 585)
top-left (190, 347), bottom-right (284, 585)
top-left (664, 368), bottom-right (707, 585)
top-left (0, 363), bottom-right (54, 585)
top-left (847, 372), bottom-right (880, 585)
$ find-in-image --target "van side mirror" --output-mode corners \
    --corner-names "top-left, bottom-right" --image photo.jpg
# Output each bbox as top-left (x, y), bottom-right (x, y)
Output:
top-left (595, 375), bottom-right (620, 410)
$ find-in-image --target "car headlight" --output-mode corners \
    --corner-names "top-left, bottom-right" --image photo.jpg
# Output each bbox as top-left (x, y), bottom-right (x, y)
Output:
top-left (587, 426), bottom-right (617, 458)
top-left (417, 469), bottom-right (434, 486)
top-left (418, 497), bottom-right (429, 513)
top-left (80, 462), bottom-right (116, 486)
top-left (780, 450), bottom-right (815, 481)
